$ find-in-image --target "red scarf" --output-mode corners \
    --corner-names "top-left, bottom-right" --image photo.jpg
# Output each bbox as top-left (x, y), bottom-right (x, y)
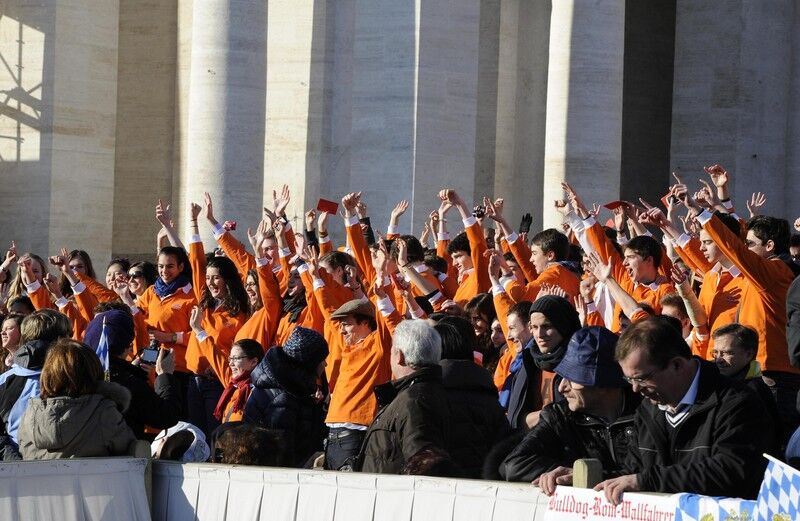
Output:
top-left (213, 371), bottom-right (252, 422)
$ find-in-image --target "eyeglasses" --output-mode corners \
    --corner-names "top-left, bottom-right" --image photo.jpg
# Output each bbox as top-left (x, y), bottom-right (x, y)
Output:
top-left (622, 366), bottom-right (665, 385)
top-left (228, 355), bottom-right (250, 362)
top-left (128, 272), bottom-right (144, 279)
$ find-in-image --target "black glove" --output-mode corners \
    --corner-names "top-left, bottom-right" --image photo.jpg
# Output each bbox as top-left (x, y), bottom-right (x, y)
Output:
top-left (519, 213), bottom-right (533, 234)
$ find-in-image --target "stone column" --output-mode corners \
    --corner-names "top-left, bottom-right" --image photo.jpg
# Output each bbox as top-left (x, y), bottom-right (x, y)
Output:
top-left (0, 1), bottom-right (119, 261)
top-left (542, 0), bottom-right (625, 229)
top-left (179, 0), bottom-right (266, 245)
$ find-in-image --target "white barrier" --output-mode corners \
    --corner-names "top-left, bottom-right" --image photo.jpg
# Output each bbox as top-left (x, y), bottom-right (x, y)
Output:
top-left (151, 461), bottom-right (550, 521)
top-left (0, 458), bottom-right (151, 521)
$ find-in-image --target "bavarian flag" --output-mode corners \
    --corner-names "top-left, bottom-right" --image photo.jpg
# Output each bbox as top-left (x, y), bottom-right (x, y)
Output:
top-left (753, 453), bottom-right (800, 520)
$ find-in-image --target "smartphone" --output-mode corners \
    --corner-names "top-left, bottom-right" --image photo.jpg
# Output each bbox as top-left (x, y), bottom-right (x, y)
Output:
top-left (140, 347), bottom-right (160, 365)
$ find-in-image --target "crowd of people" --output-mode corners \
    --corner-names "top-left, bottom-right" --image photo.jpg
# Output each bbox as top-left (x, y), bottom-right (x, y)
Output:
top-left (0, 165), bottom-right (798, 504)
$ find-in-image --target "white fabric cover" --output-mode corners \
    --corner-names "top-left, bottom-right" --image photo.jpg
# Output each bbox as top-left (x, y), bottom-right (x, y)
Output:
top-left (152, 462), bottom-right (550, 521)
top-left (0, 458), bottom-right (151, 521)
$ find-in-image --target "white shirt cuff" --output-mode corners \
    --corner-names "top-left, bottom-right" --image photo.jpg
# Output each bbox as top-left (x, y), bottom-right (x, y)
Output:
top-left (410, 306), bottom-right (426, 319)
top-left (722, 200), bottom-right (734, 210)
top-left (271, 264), bottom-right (282, 273)
top-left (344, 214), bottom-right (360, 227)
top-left (676, 233), bottom-right (692, 249)
top-left (696, 209), bottom-right (714, 226)
top-left (387, 224), bottom-right (398, 235)
top-left (491, 284), bottom-right (505, 296)
top-left (129, 305), bottom-right (141, 316)
top-left (376, 296), bottom-right (395, 316)
top-left (195, 330), bottom-right (210, 343)
top-left (25, 280), bottom-right (42, 294)
top-left (55, 297), bottom-right (69, 309)
top-left (462, 216), bottom-right (478, 227)
top-left (189, 234), bottom-right (202, 244)
top-left (429, 292), bottom-right (444, 305)
top-left (564, 212), bottom-right (585, 233)
top-left (437, 232), bottom-right (450, 242)
top-left (505, 231), bottom-right (520, 244)
top-left (72, 282), bottom-right (87, 295)
top-left (312, 278), bottom-right (325, 290)
top-left (212, 223), bottom-right (225, 240)
top-left (255, 257), bottom-right (269, 268)
top-left (583, 216), bottom-right (598, 227)
top-left (176, 332), bottom-right (185, 345)
top-left (297, 263), bottom-right (309, 274)
top-left (319, 236), bottom-right (331, 244)
top-left (499, 274), bottom-right (517, 287)
top-left (278, 247), bottom-right (292, 258)
top-left (586, 302), bottom-right (597, 313)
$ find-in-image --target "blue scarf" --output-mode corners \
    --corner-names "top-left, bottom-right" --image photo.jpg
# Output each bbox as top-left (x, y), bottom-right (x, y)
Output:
top-left (499, 338), bottom-right (531, 409)
top-left (154, 273), bottom-right (191, 298)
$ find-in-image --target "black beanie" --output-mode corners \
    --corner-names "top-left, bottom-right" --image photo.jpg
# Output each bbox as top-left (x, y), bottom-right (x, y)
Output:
top-left (528, 295), bottom-right (581, 341)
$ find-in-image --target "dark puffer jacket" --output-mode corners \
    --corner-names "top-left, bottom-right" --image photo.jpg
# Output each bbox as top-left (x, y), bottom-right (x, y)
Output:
top-left (440, 359), bottom-right (510, 478)
top-left (625, 360), bottom-right (772, 499)
top-left (500, 386), bottom-right (641, 482)
top-left (109, 357), bottom-right (181, 440)
top-left (244, 349), bottom-right (326, 467)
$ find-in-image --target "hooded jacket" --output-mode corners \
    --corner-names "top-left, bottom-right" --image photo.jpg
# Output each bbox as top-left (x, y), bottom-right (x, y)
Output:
top-left (18, 381), bottom-right (137, 460)
top-left (440, 359), bottom-right (511, 477)
top-left (244, 349), bottom-right (326, 467)
top-left (0, 339), bottom-right (50, 460)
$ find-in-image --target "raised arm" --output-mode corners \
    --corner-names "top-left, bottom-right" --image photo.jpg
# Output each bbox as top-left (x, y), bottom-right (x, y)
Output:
top-left (188, 202), bottom-right (207, 302)
top-left (156, 199), bottom-right (184, 249)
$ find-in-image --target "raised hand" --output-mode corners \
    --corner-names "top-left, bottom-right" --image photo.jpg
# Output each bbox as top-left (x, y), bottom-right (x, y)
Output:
top-left (202, 191), bottom-right (216, 223)
top-left (390, 200), bottom-right (409, 223)
top-left (670, 265), bottom-right (693, 297)
top-left (42, 273), bottom-right (61, 298)
top-left (519, 213), bottom-right (533, 234)
top-left (396, 238), bottom-right (409, 267)
top-left (189, 305), bottom-right (203, 333)
top-left (561, 181), bottom-right (589, 218)
top-left (156, 199), bottom-right (172, 228)
top-left (554, 199), bottom-right (570, 217)
top-left (590, 203), bottom-right (602, 218)
top-left (794, 217), bottom-right (800, 233)
top-left (111, 276), bottom-right (135, 306)
top-left (746, 192), bottom-right (766, 218)
top-left (638, 207), bottom-right (669, 229)
top-left (16, 254), bottom-right (36, 285)
top-left (437, 197), bottom-right (453, 219)
top-left (574, 295), bottom-right (588, 326)
top-left (355, 201), bottom-right (368, 220)
top-left (272, 184), bottom-right (291, 217)
top-left (370, 241), bottom-right (389, 276)
top-left (698, 179), bottom-right (721, 207)
top-left (341, 192), bottom-right (362, 216)
top-left (612, 207), bottom-right (626, 232)
top-left (538, 283), bottom-right (567, 299)
top-left (485, 249), bottom-right (502, 282)
top-left (588, 252), bottom-right (613, 283)
top-left (317, 210), bottom-right (329, 233)
top-left (305, 210), bottom-right (317, 231)
top-left (190, 202), bottom-right (202, 221)
top-left (704, 164), bottom-right (729, 188)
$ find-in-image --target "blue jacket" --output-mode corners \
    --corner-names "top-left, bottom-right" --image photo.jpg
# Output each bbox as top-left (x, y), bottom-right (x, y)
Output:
top-left (0, 339), bottom-right (48, 460)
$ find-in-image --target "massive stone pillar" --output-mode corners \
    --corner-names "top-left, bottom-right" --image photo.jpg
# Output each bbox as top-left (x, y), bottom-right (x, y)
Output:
top-left (113, 0), bottom-right (178, 260)
top-left (0, 1), bottom-right (119, 261)
top-left (492, 0), bottom-right (551, 233)
top-left (178, 0), bottom-right (266, 245)
top-left (671, 1), bottom-right (793, 220)
top-left (542, 0), bottom-right (625, 229)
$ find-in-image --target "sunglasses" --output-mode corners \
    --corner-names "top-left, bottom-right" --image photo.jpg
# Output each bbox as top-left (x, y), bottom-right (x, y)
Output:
top-left (128, 272), bottom-right (144, 279)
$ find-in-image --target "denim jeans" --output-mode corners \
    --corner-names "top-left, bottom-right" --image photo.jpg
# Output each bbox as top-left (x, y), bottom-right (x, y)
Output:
top-left (324, 427), bottom-right (366, 471)
top-left (187, 375), bottom-right (224, 439)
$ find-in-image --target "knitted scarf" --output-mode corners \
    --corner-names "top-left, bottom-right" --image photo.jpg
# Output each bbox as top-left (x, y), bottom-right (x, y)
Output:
top-left (213, 371), bottom-right (252, 422)
top-left (154, 274), bottom-right (191, 298)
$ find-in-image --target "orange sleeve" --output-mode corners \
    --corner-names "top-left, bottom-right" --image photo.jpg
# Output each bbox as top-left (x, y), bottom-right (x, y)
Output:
top-left (72, 287), bottom-right (98, 324)
top-left (276, 255), bottom-right (292, 296)
top-left (189, 241), bottom-right (207, 303)
top-left (257, 263), bottom-right (282, 319)
top-left (585, 309), bottom-right (605, 327)
top-left (494, 348), bottom-right (515, 392)
top-left (194, 336), bottom-right (233, 386)
top-left (284, 225), bottom-right (297, 257)
top-left (345, 218), bottom-right (376, 285)
top-left (319, 238), bottom-right (333, 255)
top-left (437, 238), bottom-right (458, 282)
top-left (499, 237), bottom-right (510, 254)
top-left (58, 301), bottom-right (87, 340)
top-left (28, 284), bottom-right (53, 310)
top-left (677, 237), bottom-right (713, 275)
top-left (438, 273), bottom-right (458, 300)
top-left (492, 290), bottom-right (515, 339)
top-left (702, 214), bottom-right (788, 293)
top-left (503, 279), bottom-right (527, 304)
top-left (585, 221), bottom-right (630, 289)
top-left (76, 272), bottom-right (118, 303)
top-left (216, 231), bottom-right (255, 279)
top-left (465, 220), bottom-right (490, 294)
top-left (131, 310), bottom-right (149, 357)
top-left (630, 308), bottom-right (653, 323)
top-left (508, 235), bottom-right (538, 284)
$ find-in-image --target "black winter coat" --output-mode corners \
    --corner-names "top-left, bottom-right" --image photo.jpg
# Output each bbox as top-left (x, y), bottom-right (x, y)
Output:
top-left (356, 365), bottom-right (449, 474)
top-left (440, 359), bottom-right (510, 478)
top-left (500, 386), bottom-right (640, 482)
top-left (244, 351), bottom-right (326, 467)
top-left (109, 357), bottom-right (181, 440)
top-left (506, 338), bottom-right (564, 429)
top-left (625, 359), bottom-right (772, 499)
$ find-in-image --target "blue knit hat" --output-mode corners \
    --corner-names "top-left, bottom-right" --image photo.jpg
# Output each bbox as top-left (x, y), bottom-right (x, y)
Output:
top-left (279, 326), bottom-right (329, 370)
top-left (83, 309), bottom-right (135, 357)
top-left (554, 326), bottom-right (625, 388)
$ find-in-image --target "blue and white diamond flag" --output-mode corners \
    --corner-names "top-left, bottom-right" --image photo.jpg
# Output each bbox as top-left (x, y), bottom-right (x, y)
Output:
top-left (753, 453), bottom-right (800, 521)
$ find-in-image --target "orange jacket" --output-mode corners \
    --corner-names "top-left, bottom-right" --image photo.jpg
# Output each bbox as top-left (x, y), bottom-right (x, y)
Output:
top-left (502, 263), bottom-right (581, 304)
top-left (76, 272), bottom-right (117, 304)
top-left (452, 218), bottom-right (491, 306)
top-left (585, 220), bottom-right (675, 332)
top-left (506, 233), bottom-right (538, 285)
top-left (492, 286), bottom-right (519, 392)
top-left (322, 290), bottom-right (402, 426)
top-left (234, 261), bottom-right (283, 350)
top-left (700, 212), bottom-right (799, 373)
top-left (137, 284), bottom-right (196, 373)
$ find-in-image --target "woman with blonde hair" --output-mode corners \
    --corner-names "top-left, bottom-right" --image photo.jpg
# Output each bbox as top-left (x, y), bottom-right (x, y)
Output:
top-left (17, 339), bottom-right (136, 459)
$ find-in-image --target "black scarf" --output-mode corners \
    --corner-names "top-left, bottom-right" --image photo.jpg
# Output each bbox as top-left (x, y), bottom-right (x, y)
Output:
top-left (282, 291), bottom-right (307, 323)
top-left (531, 340), bottom-right (568, 372)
